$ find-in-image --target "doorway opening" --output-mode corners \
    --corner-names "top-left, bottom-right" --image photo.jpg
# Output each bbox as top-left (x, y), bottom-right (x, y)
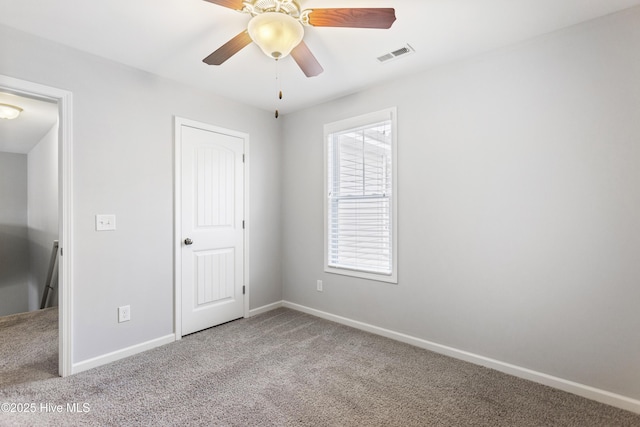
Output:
top-left (0, 74), bottom-right (73, 377)
top-left (0, 93), bottom-right (58, 316)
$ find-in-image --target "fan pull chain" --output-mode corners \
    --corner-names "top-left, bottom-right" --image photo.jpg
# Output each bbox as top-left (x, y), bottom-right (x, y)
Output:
top-left (275, 59), bottom-right (282, 119)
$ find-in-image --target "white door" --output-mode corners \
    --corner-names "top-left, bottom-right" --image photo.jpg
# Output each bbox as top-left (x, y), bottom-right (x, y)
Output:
top-left (180, 123), bottom-right (245, 336)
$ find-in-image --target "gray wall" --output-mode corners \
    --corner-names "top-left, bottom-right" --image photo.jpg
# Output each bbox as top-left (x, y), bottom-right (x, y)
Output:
top-left (28, 124), bottom-right (59, 311)
top-left (0, 152), bottom-right (29, 316)
top-left (281, 7), bottom-right (640, 400)
top-left (0, 24), bottom-right (282, 363)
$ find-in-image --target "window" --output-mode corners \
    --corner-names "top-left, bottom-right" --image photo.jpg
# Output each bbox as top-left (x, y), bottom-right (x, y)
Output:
top-left (324, 107), bottom-right (397, 283)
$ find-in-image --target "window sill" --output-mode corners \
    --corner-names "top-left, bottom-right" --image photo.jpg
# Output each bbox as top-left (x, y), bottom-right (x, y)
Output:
top-left (324, 266), bottom-right (398, 284)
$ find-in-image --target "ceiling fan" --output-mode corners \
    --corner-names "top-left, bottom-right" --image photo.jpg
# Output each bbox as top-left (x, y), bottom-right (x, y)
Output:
top-left (202, 0), bottom-right (397, 77)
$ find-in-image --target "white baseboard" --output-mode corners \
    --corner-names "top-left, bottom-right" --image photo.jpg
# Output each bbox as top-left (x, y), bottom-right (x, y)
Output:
top-left (72, 334), bottom-right (175, 374)
top-left (248, 300), bottom-right (283, 317)
top-left (72, 300), bottom-right (284, 374)
top-left (282, 301), bottom-right (640, 415)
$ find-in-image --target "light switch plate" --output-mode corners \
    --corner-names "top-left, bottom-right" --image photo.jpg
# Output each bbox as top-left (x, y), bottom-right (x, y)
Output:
top-left (96, 214), bottom-right (116, 231)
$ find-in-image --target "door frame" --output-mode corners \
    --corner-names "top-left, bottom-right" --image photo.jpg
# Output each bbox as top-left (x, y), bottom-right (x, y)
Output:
top-left (173, 117), bottom-right (250, 339)
top-left (0, 74), bottom-right (74, 376)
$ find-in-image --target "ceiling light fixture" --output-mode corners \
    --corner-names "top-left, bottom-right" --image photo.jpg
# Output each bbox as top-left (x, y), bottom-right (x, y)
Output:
top-left (247, 12), bottom-right (304, 60)
top-left (246, 10), bottom-right (304, 118)
top-left (0, 103), bottom-right (23, 120)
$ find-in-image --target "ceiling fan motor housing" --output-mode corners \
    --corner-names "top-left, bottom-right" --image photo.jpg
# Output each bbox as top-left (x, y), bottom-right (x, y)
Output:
top-left (245, 0), bottom-right (302, 17)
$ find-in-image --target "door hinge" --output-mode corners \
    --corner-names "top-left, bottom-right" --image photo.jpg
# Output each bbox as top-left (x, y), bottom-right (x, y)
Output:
top-left (242, 220), bottom-right (245, 229)
top-left (242, 154), bottom-right (245, 163)
top-left (242, 285), bottom-right (245, 295)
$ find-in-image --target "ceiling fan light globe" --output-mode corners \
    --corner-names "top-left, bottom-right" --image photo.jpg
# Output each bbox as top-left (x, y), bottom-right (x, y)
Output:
top-left (248, 12), bottom-right (304, 59)
top-left (0, 103), bottom-right (23, 120)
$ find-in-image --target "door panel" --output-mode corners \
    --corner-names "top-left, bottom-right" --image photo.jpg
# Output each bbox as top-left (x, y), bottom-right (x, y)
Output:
top-left (195, 145), bottom-right (235, 227)
top-left (181, 124), bottom-right (244, 336)
top-left (194, 248), bottom-right (234, 306)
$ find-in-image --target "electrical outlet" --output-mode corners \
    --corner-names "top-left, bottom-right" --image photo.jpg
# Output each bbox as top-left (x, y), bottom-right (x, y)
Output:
top-left (118, 305), bottom-right (130, 323)
top-left (317, 280), bottom-right (323, 292)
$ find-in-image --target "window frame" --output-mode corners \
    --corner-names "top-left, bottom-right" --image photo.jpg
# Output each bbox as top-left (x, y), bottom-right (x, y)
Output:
top-left (323, 107), bottom-right (398, 284)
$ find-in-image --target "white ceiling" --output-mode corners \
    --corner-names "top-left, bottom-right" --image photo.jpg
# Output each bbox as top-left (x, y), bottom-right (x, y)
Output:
top-left (0, 92), bottom-right (58, 154)
top-left (1, 0), bottom-right (640, 116)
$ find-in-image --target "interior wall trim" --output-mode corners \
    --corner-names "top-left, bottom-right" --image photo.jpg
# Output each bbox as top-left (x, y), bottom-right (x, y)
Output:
top-left (248, 301), bottom-right (283, 317)
top-left (281, 300), bottom-right (640, 415)
top-left (0, 74), bottom-right (74, 377)
top-left (72, 334), bottom-right (175, 374)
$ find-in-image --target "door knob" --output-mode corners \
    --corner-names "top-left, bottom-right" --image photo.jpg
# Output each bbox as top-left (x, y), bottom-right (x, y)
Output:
top-left (184, 238), bottom-right (193, 245)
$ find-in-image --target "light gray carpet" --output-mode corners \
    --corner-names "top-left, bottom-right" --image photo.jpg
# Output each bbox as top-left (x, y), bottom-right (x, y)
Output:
top-left (0, 307), bottom-right (58, 388)
top-left (1, 308), bottom-right (639, 426)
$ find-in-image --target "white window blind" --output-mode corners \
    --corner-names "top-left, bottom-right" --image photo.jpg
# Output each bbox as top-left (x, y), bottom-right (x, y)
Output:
top-left (325, 108), bottom-right (397, 282)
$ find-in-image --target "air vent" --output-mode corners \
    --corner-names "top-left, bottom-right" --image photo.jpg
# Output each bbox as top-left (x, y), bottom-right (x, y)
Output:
top-left (377, 53), bottom-right (394, 62)
top-left (377, 44), bottom-right (415, 63)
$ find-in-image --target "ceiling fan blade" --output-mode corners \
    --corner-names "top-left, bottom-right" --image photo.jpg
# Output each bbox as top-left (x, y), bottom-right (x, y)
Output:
top-left (291, 41), bottom-right (324, 77)
top-left (202, 0), bottom-right (245, 10)
top-left (203, 31), bottom-right (253, 65)
top-left (306, 8), bottom-right (396, 29)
